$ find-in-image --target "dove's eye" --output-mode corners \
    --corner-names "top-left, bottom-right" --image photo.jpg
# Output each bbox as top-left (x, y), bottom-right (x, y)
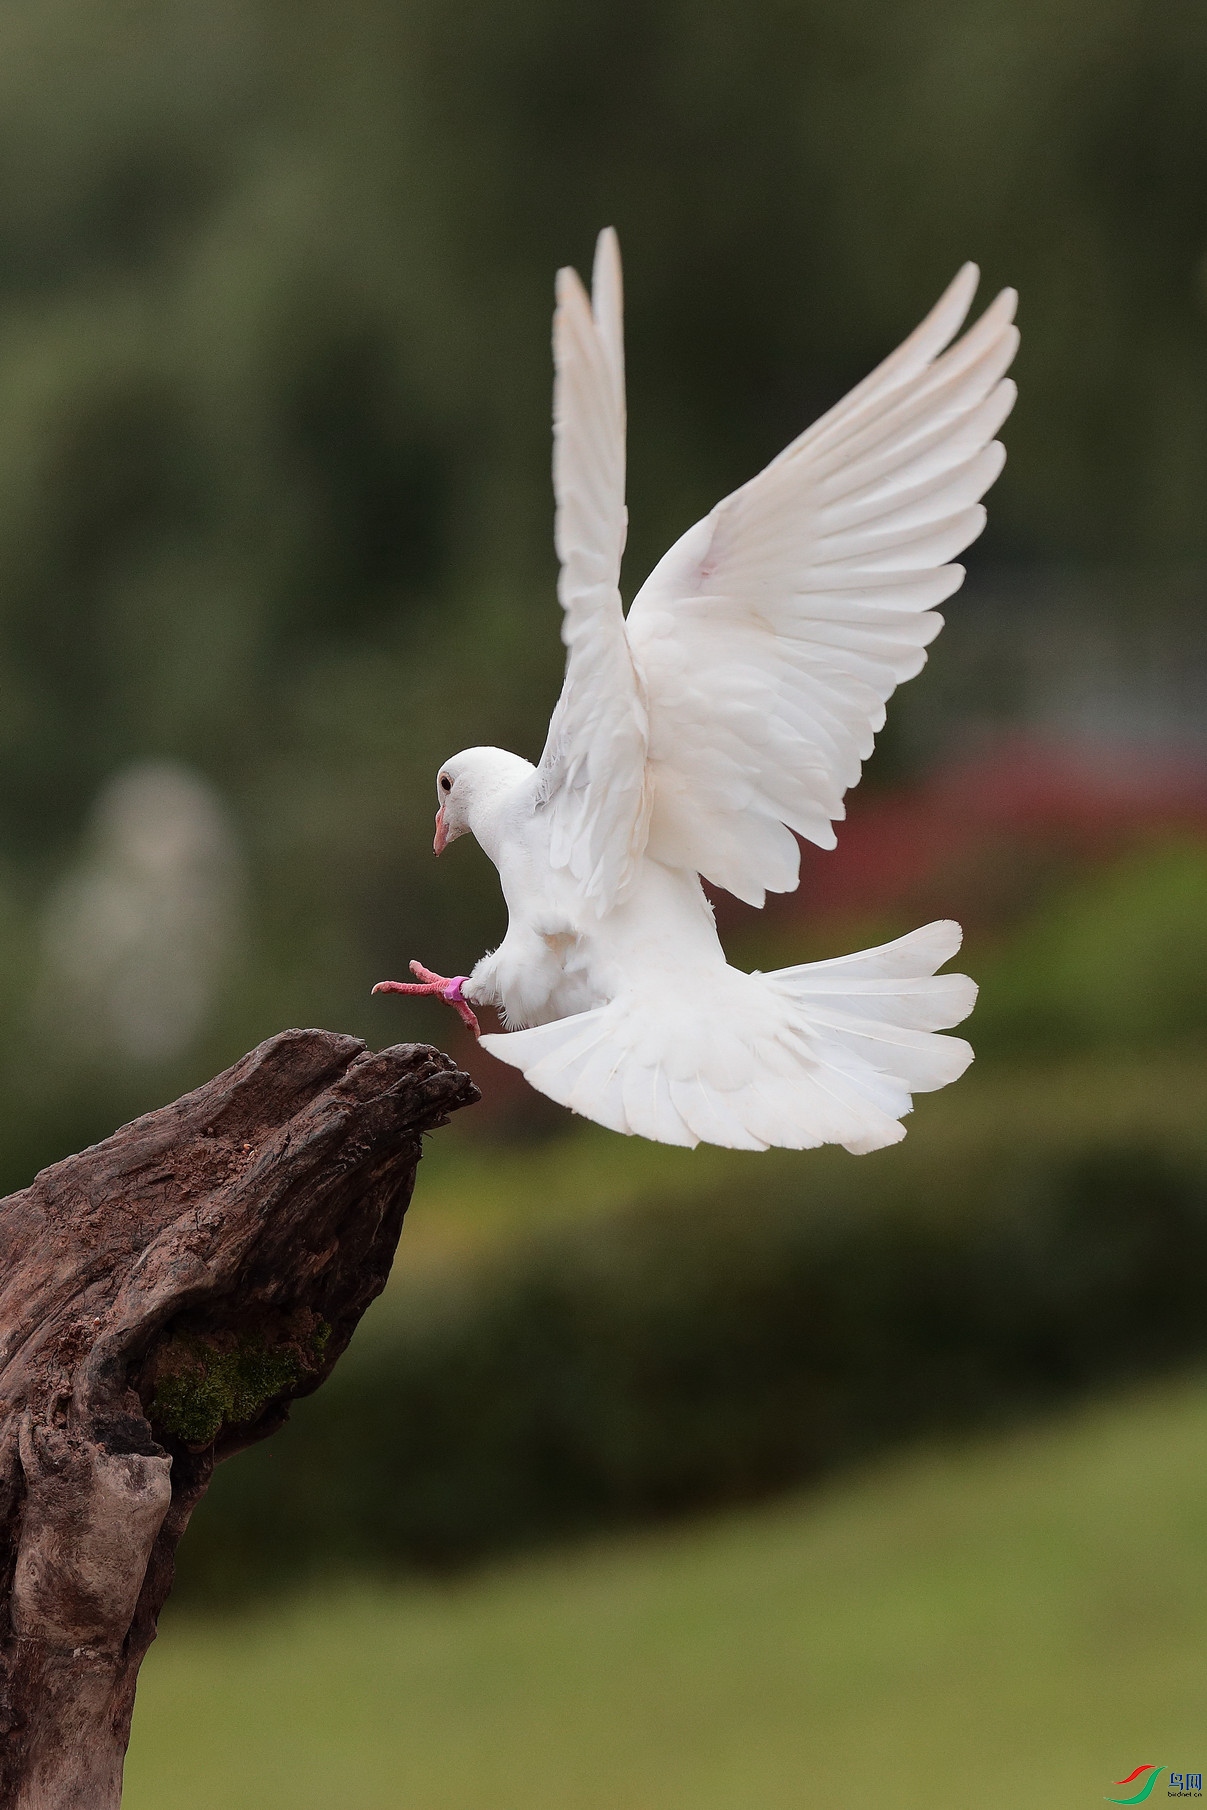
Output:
top-left (439, 774), bottom-right (452, 793)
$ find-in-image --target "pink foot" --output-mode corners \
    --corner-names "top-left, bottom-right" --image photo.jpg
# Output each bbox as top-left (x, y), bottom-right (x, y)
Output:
top-left (372, 961), bottom-right (481, 1038)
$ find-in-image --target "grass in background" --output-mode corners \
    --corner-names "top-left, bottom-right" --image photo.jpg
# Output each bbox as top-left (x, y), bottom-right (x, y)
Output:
top-left (126, 1372), bottom-right (1207, 1810)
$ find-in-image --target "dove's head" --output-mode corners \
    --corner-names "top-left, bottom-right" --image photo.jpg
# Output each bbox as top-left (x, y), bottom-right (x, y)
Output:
top-left (433, 747), bottom-right (534, 854)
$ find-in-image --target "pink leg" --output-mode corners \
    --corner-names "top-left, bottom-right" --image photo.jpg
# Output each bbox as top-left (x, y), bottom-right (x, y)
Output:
top-left (372, 962), bottom-right (481, 1038)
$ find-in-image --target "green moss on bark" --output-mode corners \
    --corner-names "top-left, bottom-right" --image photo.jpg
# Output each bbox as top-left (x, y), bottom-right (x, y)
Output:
top-left (149, 1323), bottom-right (330, 1447)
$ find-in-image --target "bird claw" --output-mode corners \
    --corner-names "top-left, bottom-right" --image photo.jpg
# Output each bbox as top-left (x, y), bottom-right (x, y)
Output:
top-left (372, 962), bottom-right (481, 1039)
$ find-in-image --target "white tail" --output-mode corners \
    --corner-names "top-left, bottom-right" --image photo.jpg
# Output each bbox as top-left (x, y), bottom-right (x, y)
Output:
top-left (479, 920), bottom-right (976, 1153)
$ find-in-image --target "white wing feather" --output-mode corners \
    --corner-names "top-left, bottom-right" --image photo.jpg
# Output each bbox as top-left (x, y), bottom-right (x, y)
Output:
top-left (536, 228), bottom-right (650, 915)
top-left (625, 262), bottom-right (1019, 905)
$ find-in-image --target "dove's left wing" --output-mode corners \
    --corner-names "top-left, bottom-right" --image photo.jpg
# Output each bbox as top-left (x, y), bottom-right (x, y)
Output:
top-left (535, 229), bottom-right (651, 917)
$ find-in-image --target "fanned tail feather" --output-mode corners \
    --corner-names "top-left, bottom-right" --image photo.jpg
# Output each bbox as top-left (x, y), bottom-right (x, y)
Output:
top-left (479, 920), bottom-right (976, 1153)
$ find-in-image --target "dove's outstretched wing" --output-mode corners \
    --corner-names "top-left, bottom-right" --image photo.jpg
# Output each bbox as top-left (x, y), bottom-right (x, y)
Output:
top-left (536, 240), bottom-right (1017, 914)
top-left (625, 264), bottom-right (1018, 905)
top-left (535, 228), bottom-right (650, 917)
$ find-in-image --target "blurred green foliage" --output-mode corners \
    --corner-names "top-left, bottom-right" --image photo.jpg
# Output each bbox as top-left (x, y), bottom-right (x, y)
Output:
top-left (974, 839), bottom-right (1207, 1053)
top-left (0, 1), bottom-right (1204, 1178)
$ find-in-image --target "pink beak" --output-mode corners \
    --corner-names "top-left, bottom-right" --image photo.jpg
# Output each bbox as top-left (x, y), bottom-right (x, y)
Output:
top-left (433, 805), bottom-right (448, 855)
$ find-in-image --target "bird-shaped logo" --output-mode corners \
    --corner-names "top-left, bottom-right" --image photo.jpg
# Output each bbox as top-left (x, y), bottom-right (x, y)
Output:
top-left (1107, 1765), bottom-right (1165, 1803)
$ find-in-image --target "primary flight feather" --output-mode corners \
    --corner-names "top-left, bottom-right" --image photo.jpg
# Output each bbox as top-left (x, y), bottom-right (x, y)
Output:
top-left (375, 229), bottom-right (1018, 1153)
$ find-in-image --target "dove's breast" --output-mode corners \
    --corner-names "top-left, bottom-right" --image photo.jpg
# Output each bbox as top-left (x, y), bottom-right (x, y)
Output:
top-left (468, 792), bottom-right (728, 1031)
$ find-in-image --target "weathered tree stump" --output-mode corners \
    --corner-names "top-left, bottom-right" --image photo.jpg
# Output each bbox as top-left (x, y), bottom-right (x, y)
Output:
top-left (0, 1028), bottom-right (477, 1809)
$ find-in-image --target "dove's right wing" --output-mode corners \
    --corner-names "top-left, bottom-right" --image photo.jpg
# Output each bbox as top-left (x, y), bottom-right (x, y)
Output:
top-left (626, 266), bottom-right (1018, 906)
top-left (535, 229), bottom-right (651, 918)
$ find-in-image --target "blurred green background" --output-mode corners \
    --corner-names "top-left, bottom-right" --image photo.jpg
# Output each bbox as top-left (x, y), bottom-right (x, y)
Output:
top-left (0, 0), bottom-right (1204, 1803)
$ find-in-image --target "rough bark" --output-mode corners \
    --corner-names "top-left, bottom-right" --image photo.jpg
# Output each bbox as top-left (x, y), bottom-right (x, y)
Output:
top-left (0, 1028), bottom-right (478, 1809)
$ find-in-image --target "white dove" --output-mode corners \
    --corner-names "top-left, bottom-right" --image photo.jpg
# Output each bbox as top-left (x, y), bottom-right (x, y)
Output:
top-left (375, 229), bottom-right (1018, 1153)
